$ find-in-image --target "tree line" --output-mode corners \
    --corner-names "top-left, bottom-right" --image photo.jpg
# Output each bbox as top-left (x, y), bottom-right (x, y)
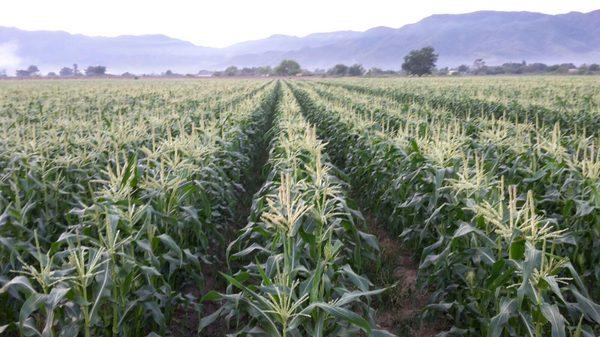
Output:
top-left (3, 47), bottom-right (599, 78)
top-left (441, 60), bottom-right (600, 76)
top-left (7, 64), bottom-right (107, 78)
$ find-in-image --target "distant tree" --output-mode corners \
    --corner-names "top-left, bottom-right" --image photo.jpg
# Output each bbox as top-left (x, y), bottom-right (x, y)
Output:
top-left (501, 63), bottom-right (525, 74)
top-left (525, 63), bottom-right (548, 73)
top-left (257, 66), bottom-right (272, 76)
top-left (59, 67), bottom-right (74, 77)
top-left (164, 70), bottom-right (174, 76)
top-left (240, 67), bottom-right (255, 76)
top-left (366, 67), bottom-right (383, 76)
top-left (85, 66), bottom-right (107, 76)
top-left (197, 70), bottom-right (214, 77)
top-left (457, 64), bottom-right (469, 73)
top-left (548, 64), bottom-right (560, 72)
top-left (555, 63), bottom-right (576, 73)
top-left (0, 69), bottom-right (6, 77)
top-left (561, 63), bottom-right (576, 69)
top-left (16, 65), bottom-right (39, 77)
top-left (46, 72), bottom-right (58, 77)
top-left (472, 59), bottom-right (485, 69)
top-left (121, 72), bottom-right (135, 78)
top-left (328, 64), bottom-right (349, 76)
top-left (73, 64), bottom-right (80, 76)
top-left (366, 67), bottom-right (397, 76)
top-left (577, 64), bottom-right (589, 75)
top-left (589, 64), bottom-right (600, 72)
top-left (27, 65), bottom-right (40, 76)
top-left (436, 67), bottom-right (450, 76)
top-left (471, 59), bottom-right (487, 74)
top-left (401, 47), bottom-right (438, 76)
top-left (274, 60), bottom-right (301, 76)
top-left (348, 64), bottom-right (365, 76)
top-left (224, 66), bottom-right (239, 76)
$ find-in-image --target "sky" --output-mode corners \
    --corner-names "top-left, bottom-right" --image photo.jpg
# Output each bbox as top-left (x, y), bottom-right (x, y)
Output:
top-left (0, 0), bottom-right (599, 47)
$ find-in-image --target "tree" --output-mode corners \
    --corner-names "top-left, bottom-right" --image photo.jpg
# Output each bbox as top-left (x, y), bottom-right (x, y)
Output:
top-left (274, 60), bottom-right (301, 76)
top-left (457, 64), bottom-right (469, 73)
top-left (46, 72), bottom-right (58, 77)
top-left (555, 63), bottom-right (576, 73)
top-left (473, 59), bottom-right (485, 70)
top-left (240, 67), bottom-right (255, 76)
top-left (0, 69), bottom-right (6, 77)
top-left (348, 64), bottom-right (365, 76)
top-left (59, 67), bottom-right (74, 77)
top-left (366, 67), bottom-right (383, 76)
top-left (328, 64), bottom-right (349, 76)
top-left (257, 66), bottom-right (272, 76)
top-left (401, 47), bottom-right (438, 76)
top-left (16, 65), bottom-right (39, 77)
top-left (501, 63), bottom-right (524, 74)
top-left (366, 67), bottom-right (396, 76)
top-left (73, 64), bottom-right (80, 76)
top-left (224, 66), bottom-right (239, 76)
top-left (436, 67), bottom-right (450, 76)
top-left (84, 66), bottom-right (107, 76)
top-left (27, 65), bottom-right (40, 76)
top-left (589, 64), bottom-right (600, 72)
top-left (526, 63), bottom-right (548, 73)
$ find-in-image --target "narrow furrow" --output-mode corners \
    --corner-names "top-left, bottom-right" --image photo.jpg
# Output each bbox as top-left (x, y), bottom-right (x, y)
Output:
top-left (179, 82), bottom-right (281, 337)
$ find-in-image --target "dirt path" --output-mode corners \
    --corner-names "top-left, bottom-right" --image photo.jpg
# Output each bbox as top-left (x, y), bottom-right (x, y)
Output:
top-left (363, 212), bottom-right (444, 337)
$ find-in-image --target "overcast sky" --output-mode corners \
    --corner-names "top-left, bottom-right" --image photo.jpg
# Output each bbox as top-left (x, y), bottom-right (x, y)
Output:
top-left (1, 0), bottom-right (598, 47)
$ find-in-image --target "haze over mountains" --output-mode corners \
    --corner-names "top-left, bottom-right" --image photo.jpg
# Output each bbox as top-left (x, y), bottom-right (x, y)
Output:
top-left (1, 9), bottom-right (599, 74)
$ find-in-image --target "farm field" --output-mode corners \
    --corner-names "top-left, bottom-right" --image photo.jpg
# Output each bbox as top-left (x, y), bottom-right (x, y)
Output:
top-left (0, 77), bottom-right (598, 337)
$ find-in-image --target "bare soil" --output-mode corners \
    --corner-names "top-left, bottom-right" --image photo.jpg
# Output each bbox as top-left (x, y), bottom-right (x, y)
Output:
top-left (364, 213), bottom-right (446, 337)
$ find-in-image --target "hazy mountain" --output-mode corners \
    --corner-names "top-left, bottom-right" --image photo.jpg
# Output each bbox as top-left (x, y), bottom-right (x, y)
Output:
top-left (1, 10), bottom-right (599, 74)
top-left (220, 10), bottom-right (600, 69)
top-left (223, 31), bottom-right (363, 56)
top-left (0, 27), bottom-right (221, 74)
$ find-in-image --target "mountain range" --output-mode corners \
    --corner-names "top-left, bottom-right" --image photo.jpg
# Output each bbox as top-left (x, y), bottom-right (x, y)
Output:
top-left (1, 9), bottom-right (599, 74)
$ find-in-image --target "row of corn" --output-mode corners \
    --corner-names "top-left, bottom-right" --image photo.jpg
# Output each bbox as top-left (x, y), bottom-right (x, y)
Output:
top-left (290, 80), bottom-right (600, 337)
top-left (0, 80), bottom-right (278, 336)
top-left (202, 84), bottom-right (392, 336)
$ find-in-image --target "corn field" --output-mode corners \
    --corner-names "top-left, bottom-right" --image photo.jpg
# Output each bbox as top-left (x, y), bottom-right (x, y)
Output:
top-left (0, 77), bottom-right (598, 337)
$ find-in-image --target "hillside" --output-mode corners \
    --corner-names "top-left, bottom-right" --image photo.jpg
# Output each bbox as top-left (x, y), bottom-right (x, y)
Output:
top-left (1, 10), bottom-right (598, 73)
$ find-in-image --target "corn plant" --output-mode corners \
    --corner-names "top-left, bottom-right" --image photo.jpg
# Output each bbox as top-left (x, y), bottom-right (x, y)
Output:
top-left (201, 85), bottom-right (391, 336)
top-left (0, 79), bottom-right (278, 336)
top-left (289, 80), bottom-right (600, 337)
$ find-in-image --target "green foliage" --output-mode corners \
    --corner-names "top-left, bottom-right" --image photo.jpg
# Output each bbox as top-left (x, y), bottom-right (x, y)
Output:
top-left (289, 78), bottom-right (600, 337)
top-left (348, 64), bottom-right (366, 76)
top-left (0, 79), bottom-right (278, 336)
top-left (401, 46), bottom-right (438, 76)
top-left (1, 76), bottom-right (598, 337)
top-left (328, 64), bottom-right (349, 76)
top-left (203, 85), bottom-right (387, 336)
top-left (275, 60), bottom-right (302, 76)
